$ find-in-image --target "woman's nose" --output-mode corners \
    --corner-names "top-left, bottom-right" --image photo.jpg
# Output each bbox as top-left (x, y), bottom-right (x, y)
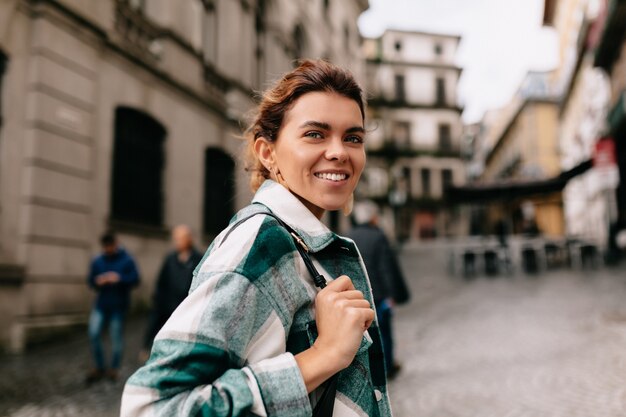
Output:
top-left (325, 137), bottom-right (348, 162)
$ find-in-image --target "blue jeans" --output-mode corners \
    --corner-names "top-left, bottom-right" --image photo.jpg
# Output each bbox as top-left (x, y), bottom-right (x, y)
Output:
top-left (88, 308), bottom-right (125, 370)
top-left (375, 299), bottom-right (394, 372)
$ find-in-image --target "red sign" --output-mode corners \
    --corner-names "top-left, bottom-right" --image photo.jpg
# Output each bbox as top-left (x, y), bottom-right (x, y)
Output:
top-left (594, 137), bottom-right (616, 168)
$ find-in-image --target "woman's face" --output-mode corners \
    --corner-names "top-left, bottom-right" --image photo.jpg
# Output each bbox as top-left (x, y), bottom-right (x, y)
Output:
top-left (271, 91), bottom-right (366, 218)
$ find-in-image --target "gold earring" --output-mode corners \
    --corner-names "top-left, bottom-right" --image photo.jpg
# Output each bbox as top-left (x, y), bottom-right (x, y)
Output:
top-left (270, 166), bottom-right (289, 189)
top-left (342, 193), bottom-right (354, 216)
top-left (276, 170), bottom-right (288, 188)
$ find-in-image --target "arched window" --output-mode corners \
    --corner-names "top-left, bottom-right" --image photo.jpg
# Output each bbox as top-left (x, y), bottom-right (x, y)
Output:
top-left (203, 148), bottom-right (235, 237)
top-left (111, 107), bottom-right (166, 226)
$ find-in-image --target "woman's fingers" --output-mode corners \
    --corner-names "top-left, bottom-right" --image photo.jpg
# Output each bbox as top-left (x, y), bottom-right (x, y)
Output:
top-left (339, 290), bottom-right (365, 300)
top-left (339, 299), bottom-right (371, 309)
top-left (326, 275), bottom-right (355, 291)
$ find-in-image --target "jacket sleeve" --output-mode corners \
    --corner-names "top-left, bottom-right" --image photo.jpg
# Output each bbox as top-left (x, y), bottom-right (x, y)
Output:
top-left (377, 233), bottom-right (410, 304)
top-left (121, 270), bottom-right (311, 417)
top-left (119, 256), bottom-right (140, 288)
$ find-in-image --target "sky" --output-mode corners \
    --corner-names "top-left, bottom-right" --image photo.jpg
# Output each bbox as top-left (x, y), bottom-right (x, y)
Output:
top-left (358, 0), bottom-right (559, 123)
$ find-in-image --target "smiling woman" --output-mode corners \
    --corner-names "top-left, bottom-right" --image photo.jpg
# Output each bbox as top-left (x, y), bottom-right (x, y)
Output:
top-left (121, 60), bottom-right (392, 417)
top-left (253, 91), bottom-right (366, 219)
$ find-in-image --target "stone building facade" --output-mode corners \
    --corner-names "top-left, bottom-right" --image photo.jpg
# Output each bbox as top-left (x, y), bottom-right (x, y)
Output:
top-left (360, 29), bottom-right (466, 240)
top-left (0, 0), bottom-right (368, 352)
top-left (544, 0), bottom-right (614, 247)
top-left (474, 71), bottom-right (565, 236)
top-left (593, 0), bottom-right (626, 256)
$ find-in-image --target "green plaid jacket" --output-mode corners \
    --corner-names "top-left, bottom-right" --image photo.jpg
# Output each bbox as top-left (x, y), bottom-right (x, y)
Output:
top-left (121, 180), bottom-right (392, 417)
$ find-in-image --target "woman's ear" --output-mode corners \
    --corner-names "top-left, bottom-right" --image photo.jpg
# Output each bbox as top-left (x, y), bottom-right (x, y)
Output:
top-left (254, 137), bottom-right (275, 170)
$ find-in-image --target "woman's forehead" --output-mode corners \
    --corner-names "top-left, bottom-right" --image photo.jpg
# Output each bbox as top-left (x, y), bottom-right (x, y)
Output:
top-left (284, 91), bottom-right (363, 128)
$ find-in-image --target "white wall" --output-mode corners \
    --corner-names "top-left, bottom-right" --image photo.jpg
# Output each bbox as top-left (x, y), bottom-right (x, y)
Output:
top-left (380, 30), bottom-right (459, 65)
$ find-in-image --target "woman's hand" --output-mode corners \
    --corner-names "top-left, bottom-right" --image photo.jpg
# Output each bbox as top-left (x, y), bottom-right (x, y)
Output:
top-left (295, 276), bottom-right (374, 392)
top-left (314, 275), bottom-right (374, 368)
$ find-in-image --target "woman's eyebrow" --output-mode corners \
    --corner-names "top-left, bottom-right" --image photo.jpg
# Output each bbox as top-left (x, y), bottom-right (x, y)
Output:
top-left (298, 121), bottom-right (365, 134)
top-left (345, 126), bottom-right (365, 134)
top-left (298, 120), bottom-right (331, 130)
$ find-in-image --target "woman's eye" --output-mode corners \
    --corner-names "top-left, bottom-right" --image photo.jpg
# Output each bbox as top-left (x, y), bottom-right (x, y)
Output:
top-left (345, 135), bottom-right (364, 144)
top-left (304, 131), bottom-right (324, 139)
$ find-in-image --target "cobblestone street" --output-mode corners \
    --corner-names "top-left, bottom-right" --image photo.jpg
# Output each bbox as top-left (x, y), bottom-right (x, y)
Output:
top-left (390, 244), bottom-right (626, 417)
top-left (2, 245), bottom-right (626, 416)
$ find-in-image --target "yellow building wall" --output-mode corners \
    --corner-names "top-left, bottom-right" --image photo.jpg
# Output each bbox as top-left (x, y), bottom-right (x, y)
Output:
top-left (533, 194), bottom-right (565, 237)
top-left (527, 102), bottom-right (561, 177)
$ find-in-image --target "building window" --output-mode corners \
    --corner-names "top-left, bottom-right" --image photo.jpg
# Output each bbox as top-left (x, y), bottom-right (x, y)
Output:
top-left (255, 0), bottom-right (265, 32)
top-left (421, 168), bottom-right (431, 197)
top-left (323, 0), bottom-right (330, 14)
top-left (402, 166), bottom-right (412, 198)
top-left (434, 42), bottom-right (443, 55)
top-left (111, 107), bottom-right (166, 226)
top-left (436, 77), bottom-right (446, 105)
top-left (442, 169), bottom-right (453, 190)
top-left (203, 148), bottom-right (235, 237)
top-left (202, 0), bottom-right (215, 10)
top-left (202, 1), bottom-right (218, 64)
top-left (0, 50), bottom-right (7, 131)
top-left (392, 120), bottom-right (411, 148)
top-left (394, 74), bottom-right (405, 102)
top-left (438, 123), bottom-right (452, 152)
top-left (293, 24), bottom-right (305, 59)
top-left (254, 0), bottom-right (266, 88)
top-left (395, 40), bottom-right (402, 52)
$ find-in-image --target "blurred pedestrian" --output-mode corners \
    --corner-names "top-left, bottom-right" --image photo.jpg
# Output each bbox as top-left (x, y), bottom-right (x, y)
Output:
top-left (86, 231), bottom-right (140, 384)
top-left (139, 225), bottom-right (202, 362)
top-left (348, 200), bottom-right (410, 379)
top-left (494, 218), bottom-right (509, 248)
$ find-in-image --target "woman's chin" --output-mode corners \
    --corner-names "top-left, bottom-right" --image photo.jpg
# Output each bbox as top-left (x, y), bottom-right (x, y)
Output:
top-left (316, 201), bottom-right (348, 212)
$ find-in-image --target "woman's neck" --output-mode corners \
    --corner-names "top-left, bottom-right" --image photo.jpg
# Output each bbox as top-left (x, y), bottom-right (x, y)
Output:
top-left (294, 193), bottom-right (325, 220)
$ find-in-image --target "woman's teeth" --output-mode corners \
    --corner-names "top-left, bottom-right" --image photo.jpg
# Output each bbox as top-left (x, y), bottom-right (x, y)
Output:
top-left (315, 172), bottom-right (347, 181)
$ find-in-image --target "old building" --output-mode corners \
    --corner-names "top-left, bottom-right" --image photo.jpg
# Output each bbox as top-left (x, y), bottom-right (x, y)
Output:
top-left (593, 0), bottom-right (626, 256)
top-left (0, 0), bottom-right (368, 352)
top-left (471, 71), bottom-right (564, 236)
top-left (360, 29), bottom-right (466, 241)
top-left (543, 0), bottom-right (614, 248)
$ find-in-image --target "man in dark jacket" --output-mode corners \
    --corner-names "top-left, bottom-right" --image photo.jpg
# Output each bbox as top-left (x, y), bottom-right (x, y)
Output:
top-left (348, 200), bottom-right (409, 378)
top-left (86, 231), bottom-right (140, 383)
top-left (140, 225), bottom-right (202, 360)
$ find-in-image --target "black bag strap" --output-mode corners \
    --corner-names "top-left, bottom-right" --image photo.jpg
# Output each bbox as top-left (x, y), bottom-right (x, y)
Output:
top-left (221, 210), bottom-right (328, 289)
top-left (219, 209), bottom-right (337, 417)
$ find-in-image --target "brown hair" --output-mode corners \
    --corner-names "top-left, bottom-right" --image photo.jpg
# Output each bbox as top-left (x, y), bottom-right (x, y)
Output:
top-left (244, 59), bottom-right (366, 192)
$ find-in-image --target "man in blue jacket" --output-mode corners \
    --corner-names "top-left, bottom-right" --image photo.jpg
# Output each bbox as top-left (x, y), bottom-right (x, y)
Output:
top-left (86, 231), bottom-right (140, 383)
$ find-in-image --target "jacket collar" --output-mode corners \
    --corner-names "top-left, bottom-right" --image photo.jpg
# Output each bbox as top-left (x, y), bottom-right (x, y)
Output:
top-left (252, 180), bottom-right (337, 252)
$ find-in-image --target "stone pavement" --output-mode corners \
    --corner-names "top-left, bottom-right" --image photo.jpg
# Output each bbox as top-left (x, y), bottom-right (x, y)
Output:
top-left (389, 244), bottom-right (626, 417)
top-left (0, 316), bottom-right (146, 417)
top-left (2, 245), bottom-right (626, 416)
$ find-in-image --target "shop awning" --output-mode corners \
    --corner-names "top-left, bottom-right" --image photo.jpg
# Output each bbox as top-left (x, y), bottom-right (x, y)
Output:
top-left (444, 159), bottom-right (593, 204)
